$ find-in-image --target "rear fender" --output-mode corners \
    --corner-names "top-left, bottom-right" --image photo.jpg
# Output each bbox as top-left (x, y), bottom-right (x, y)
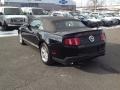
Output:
top-left (40, 32), bottom-right (62, 45)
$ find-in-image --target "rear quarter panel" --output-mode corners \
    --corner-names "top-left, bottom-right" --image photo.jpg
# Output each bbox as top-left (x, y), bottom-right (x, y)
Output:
top-left (39, 31), bottom-right (63, 45)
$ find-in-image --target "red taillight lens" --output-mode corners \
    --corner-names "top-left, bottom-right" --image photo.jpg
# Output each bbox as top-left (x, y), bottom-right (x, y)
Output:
top-left (64, 38), bottom-right (80, 46)
top-left (101, 32), bottom-right (106, 41)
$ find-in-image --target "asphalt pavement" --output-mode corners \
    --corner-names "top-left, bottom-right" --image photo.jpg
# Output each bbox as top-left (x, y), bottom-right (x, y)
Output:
top-left (0, 28), bottom-right (120, 90)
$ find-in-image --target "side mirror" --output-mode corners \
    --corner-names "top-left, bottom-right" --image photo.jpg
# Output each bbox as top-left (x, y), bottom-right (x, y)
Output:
top-left (24, 23), bottom-right (31, 30)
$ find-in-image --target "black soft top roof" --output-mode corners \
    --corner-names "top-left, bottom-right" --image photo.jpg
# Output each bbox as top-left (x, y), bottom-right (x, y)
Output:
top-left (33, 16), bottom-right (81, 33)
top-left (34, 16), bottom-right (75, 21)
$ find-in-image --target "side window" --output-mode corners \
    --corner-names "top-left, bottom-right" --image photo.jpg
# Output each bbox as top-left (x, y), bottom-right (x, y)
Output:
top-left (30, 20), bottom-right (44, 30)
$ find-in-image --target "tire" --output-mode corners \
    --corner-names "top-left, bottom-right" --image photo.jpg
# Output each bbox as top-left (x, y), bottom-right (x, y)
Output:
top-left (0, 22), bottom-right (2, 26)
top-left (40, 43), bottom-right (55, 65)
top-left (18, 33), bottom-right (26, 45)
top-left (2, 22), bottom-right (8, 31)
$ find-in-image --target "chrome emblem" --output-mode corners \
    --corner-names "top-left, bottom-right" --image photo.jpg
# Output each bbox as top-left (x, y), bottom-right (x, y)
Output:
top-left (89, 35), bottom-right (95, 42)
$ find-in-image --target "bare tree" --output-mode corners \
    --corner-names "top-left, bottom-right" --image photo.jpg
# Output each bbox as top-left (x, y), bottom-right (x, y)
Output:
top-left (97, 0), bottom-right (106, 6)
top-left (88, 0), bottom-right (106, 11)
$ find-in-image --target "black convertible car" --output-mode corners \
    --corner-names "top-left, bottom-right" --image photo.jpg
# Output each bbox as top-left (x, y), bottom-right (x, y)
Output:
top-left (18, 16), bottom-right (106, 65)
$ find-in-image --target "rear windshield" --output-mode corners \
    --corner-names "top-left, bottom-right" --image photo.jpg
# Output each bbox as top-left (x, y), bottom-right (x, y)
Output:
top-left (4, 8), bottom-right (22, 15)
top-left (54, 20), bottom-right (86, 30)
top-left (32, 9), bottom-right (46, 15)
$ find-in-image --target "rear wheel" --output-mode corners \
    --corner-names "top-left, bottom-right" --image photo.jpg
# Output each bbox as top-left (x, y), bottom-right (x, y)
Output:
top-left (2, 22), bottom-right (8, 31)
top-left (40, 43), bottom-right (55, 65)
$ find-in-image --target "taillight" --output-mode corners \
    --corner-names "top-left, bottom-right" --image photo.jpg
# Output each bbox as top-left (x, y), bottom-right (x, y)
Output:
top-left (101, 32), bottom-right (106, 41)
top-left (64, 38), bottom-right (80, 46)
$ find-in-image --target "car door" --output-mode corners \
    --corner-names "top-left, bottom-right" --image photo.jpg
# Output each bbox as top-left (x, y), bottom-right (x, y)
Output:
top-left (28, 20), bottom-right (44, 47)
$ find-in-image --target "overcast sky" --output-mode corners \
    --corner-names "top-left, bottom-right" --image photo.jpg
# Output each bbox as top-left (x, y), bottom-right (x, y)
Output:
top-left (73, 0), bottom-right (120, 7)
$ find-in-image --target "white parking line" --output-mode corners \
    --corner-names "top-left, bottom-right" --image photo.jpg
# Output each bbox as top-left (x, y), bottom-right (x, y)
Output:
top-left (0, 30), bottom-right (18, 37)
top-left (0, 34), bottom-right (18, 37)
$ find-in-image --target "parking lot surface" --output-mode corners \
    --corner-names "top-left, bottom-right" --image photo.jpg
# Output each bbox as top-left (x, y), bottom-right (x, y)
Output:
top-left (0, 28), bottom-right (120, 90)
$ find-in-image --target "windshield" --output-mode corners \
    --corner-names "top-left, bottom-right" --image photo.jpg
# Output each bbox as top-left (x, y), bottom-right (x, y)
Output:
top-left (52, 12), bottom-right (73, 17)
top-left (87, 16), bottom-right (96, 19)
top-left (63, 13), bottom-right (73, 17)
top-left (32, 9), bottom-right (46, 15)
top-left (4, 8), bottom-right (22, 15)
top-left (52, 13), bottom-right (63, 16)
top-left (69, 12), bottom-right (79, 16)
top-left (89, 14), bottom-right (103, 19)
top-left (54, 20), bottom-right (86, 30)
top-left (103, 14), bottom-right (113, 17)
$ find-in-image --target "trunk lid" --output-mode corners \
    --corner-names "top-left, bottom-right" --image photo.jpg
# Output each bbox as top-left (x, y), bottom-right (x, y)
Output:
top-left (55, 27), bottom-right (102, 36)
top-left (57, 28), bottom-right (104, 47)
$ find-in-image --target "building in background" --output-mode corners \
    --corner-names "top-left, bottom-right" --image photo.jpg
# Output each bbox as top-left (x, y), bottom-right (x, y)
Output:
top-left (0, 0), bottom-right (76, 11)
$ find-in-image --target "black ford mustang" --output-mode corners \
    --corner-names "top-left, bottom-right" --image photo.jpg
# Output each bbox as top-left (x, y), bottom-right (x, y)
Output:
top-left (18, 16), bottom-right (106, 65)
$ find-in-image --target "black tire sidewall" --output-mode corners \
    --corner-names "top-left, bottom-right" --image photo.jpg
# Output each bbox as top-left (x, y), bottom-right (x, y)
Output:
top-left (2, 22), bottom-right (8, 31)
top-left (40, 43), bottom-right (54, 65)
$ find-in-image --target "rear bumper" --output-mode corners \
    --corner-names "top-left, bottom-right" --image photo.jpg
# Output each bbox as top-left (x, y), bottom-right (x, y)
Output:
top-left (52, 50), bottom-right (105, 65)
